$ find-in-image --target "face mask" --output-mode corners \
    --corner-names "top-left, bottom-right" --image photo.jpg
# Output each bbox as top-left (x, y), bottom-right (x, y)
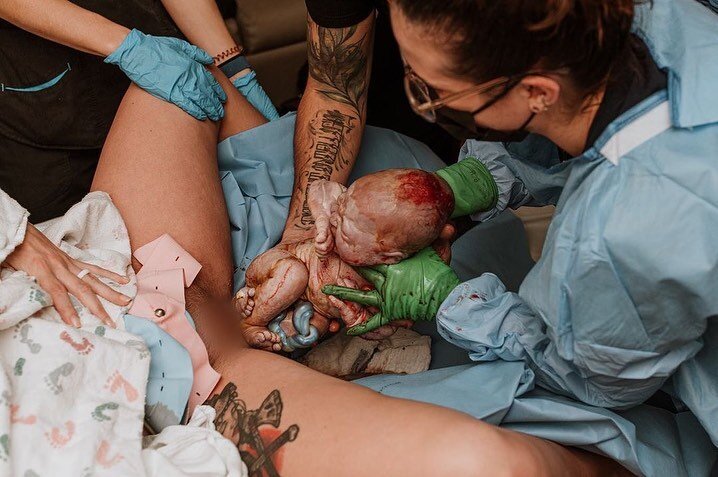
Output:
top-left (435, 80), bottom-right (535, 142)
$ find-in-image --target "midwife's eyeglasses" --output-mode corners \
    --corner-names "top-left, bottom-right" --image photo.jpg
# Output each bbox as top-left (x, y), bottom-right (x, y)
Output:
top-left (403, 64), bottom-right (510, 123)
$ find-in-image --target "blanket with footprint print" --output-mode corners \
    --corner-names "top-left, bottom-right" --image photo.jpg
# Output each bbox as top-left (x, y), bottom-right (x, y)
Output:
top-left (0, 191), bottom-right (243, 476)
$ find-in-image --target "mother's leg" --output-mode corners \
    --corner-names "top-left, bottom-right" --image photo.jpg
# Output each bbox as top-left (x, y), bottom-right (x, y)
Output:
top-left (92, 68), bottom-right (265, 353)
top-left (206, 339), bottom-right (630, 477)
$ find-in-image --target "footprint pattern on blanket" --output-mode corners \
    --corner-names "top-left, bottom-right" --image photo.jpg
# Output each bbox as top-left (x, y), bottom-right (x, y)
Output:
top-left (92, 402), bottom-right (119, 422)
top-left (0, 390), bottom-right (11, 407)
top-left (125, 340), bottom-right (149, 359)
top-left (45, 421), bottom-right (75, 448)
top-left (0, 434), bottom-right (9, 462)
top-left (95, 326), bottom-right (106, 337)
top-left (104, 371), bottom-right (139, 402)
top-left (28, 288), bottom-right (49, 307)
top-left (44, 363), bottom-right (75, 395)
top-left (10, 404), bottom-right (37, 425)
top-left (60, 331), bottom-right (94, 355)
top-left (96, 440), bottom-right (123, 468)
top-left (14, 357), bottom-right (25, 376)
top-left (14, 324), bottom-right (41, 354)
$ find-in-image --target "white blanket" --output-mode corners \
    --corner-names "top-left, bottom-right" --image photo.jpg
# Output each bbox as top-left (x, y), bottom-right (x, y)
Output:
top-left (0, 191), bottom-right (243, 477)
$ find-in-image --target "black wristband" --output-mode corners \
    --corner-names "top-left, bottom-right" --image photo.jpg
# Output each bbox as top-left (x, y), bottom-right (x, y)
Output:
top-left (219, 55), bottom-right (252, 78)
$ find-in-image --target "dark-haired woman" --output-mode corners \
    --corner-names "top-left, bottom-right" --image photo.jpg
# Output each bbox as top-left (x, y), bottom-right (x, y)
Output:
top-left (289, 0), bottom-right (716, 472)
top-left (349, 0), bottom-right (717, 468)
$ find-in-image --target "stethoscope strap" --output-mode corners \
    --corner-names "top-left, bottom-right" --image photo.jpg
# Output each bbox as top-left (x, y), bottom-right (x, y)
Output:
top-left (1, 63), bottom-right (71, 93)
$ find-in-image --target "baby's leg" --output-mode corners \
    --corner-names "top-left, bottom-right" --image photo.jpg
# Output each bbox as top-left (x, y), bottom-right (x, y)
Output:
top-left (237, 248), bottom-right (308, 350)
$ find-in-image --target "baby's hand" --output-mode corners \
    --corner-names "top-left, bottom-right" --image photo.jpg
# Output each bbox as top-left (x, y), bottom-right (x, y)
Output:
top-left (308, 180), bottom-right (346, 258)
top-left (314, 215), bottom-right (335, 257)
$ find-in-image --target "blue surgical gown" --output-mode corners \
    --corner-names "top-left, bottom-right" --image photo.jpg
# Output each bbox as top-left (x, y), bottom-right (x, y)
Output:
top-left (433, 0), bottom-right (718, 448)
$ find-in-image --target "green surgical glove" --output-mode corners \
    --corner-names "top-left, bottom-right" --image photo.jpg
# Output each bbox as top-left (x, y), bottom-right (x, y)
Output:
top-left (322, 248), bottom-right (461, 335)
top-left (436, 156), bottom-right (498, 218)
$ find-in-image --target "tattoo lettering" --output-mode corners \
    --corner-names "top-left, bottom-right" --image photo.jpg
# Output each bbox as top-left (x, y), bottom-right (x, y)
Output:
top-left (297, 109), bottom-right (355, 230)
top-left (308, 24), bottom-right (370, 117)
top-left (206, 383), bottom-right (299, 477)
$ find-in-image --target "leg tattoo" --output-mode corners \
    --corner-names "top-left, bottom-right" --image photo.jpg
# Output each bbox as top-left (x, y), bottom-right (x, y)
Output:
top-left (206, 383), bottom-right (299, 477)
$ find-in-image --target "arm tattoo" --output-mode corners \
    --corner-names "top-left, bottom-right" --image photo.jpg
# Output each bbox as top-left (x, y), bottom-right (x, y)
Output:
top-left (297, 109), bottom-right (355, 230)
top-left (308, 24), bottom-right (370, 117)
top-left (206, 383), bottom-right (299, 477)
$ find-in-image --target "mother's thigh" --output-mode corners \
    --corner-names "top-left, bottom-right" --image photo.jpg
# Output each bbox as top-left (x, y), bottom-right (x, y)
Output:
top-left (92, 83), bottom-right (232, 298)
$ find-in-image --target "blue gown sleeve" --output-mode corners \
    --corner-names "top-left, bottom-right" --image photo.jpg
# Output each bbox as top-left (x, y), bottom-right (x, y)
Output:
top-left (438, 157), bottom-right (718, 409)
top-left (461, 136), bottom-right (568, 221)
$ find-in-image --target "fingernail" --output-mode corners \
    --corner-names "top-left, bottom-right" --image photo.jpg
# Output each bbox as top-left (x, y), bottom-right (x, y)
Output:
top-left (119, 276), bottom-right (130, 284)
top-left (122, 295), bottom-right (132, 304)
top-left (72, 315), bottom-right (81, 328)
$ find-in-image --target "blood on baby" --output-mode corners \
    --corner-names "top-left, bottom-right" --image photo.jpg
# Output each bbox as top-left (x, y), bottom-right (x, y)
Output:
top-left (395, 171), bottom-right (453, 214)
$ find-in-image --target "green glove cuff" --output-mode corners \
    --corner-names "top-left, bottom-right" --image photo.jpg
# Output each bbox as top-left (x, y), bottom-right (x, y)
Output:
top-left (435, 157), bottom-right (498, 218)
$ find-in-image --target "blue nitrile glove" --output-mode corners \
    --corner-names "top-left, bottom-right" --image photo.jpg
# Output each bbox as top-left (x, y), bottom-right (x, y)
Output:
top-left (105, 29), bottom-right (227, 121)
top-left (233, 70), bottom-right (280, 121)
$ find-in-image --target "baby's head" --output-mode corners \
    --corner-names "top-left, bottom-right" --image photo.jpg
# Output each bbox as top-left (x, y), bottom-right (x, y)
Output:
top-left (329, 169), bottom-right (454, 265)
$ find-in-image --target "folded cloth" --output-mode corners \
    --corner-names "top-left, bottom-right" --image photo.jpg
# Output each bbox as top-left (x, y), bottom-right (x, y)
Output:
top-left (0, 187), bottom-right (28, 265)
top-left (143, 405), bottom-right (247, 477)
top-left (300, 328), bottom-right (431, 379)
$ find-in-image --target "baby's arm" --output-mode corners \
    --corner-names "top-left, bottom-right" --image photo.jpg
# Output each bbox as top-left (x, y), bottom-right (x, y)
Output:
top-left (307, 180), bottom-right (346, 257)
top-left (235, 248), bottom-right (308, 350)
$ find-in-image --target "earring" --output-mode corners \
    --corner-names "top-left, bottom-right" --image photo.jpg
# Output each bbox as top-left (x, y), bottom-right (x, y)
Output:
top-left (540, 96), bottom-right (549, 112)
top-left (531, 96), bottom-right (549, 113)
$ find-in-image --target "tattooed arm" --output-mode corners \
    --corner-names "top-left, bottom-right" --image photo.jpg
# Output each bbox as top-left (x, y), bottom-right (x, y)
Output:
top-left (282, 13), bottom-right (375, 242)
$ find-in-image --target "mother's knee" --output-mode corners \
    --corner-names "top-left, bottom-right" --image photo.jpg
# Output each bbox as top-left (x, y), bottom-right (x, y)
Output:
top-left (426, 421), bottom-right (526, 477)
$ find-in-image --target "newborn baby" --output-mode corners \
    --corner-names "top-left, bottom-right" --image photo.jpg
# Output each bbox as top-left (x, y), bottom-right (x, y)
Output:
top-left (312, 169), bottom-right (456, 266)
top-left (235, 167), bottom-right (469, 351)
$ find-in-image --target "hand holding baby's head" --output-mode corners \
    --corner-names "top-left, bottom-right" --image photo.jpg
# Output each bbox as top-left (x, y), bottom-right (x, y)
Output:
top-left (309, 168), bottom-right (455, 266)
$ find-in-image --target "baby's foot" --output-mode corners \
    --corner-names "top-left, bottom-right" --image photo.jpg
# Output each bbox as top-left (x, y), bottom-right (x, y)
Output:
top-left (241, 325), bottom-right (283, 352)
top-left (234, 287), bottom-right (256, 317)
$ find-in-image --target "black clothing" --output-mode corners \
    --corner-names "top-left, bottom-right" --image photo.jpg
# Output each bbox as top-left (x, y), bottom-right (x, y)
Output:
top-left (305, 0), bottom-right (378, 28)
top-left (366, 3), bottom-right (461, 164)
top-left (585, 36), bottom-right (668, 149)
top-left (0, 0), bottom-right (180, 222)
